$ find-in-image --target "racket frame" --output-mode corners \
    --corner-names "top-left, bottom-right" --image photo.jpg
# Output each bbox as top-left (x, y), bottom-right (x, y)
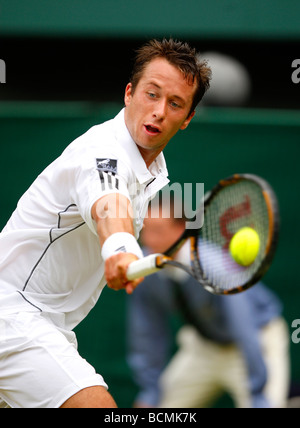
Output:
top-left (127, 173), bottom-right (280, 295)
top-left (189, 173), bottom-right (280, 294)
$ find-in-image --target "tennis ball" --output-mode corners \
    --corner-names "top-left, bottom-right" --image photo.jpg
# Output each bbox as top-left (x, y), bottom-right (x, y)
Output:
top-left (229, 227), bottom-right (260, 266)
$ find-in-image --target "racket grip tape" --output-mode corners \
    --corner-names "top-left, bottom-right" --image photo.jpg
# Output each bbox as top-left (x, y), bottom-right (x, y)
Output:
top-left (126, 254), bottom-right (164, 280)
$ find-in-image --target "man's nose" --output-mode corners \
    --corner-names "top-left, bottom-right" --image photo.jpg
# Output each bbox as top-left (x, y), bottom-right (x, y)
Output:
top-left (153, 99), bottom-right (167, 120)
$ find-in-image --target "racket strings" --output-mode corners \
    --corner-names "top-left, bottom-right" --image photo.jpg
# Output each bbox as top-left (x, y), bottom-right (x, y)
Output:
top-left (198, 180), bottom-right (271, 292)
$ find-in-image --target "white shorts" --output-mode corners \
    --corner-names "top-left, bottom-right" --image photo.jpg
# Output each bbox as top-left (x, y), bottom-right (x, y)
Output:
top-left (0, 310), bottom-right (108, 408)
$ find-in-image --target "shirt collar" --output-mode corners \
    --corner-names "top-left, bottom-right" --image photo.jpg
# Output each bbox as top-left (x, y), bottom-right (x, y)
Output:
top-left (114, 108), bottom-right (169, 185)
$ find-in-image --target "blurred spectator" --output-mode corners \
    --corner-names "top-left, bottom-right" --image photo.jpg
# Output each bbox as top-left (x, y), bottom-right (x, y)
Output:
top-left (127, 201), bottom-right (290, 408)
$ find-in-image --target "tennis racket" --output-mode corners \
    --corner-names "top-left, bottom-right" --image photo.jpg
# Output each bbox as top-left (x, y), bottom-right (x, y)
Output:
top-left (127, 173), bottom-right (279, 295)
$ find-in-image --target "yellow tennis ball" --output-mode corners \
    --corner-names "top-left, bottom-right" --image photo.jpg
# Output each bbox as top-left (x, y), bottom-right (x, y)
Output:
top-left (229, 227), bottom-right (260, 266)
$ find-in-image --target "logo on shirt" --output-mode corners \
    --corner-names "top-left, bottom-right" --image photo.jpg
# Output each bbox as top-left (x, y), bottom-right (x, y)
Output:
top-left (96, 158), bottom-right (119, 191)
top-left (96, 158), bottom-right (118, 174)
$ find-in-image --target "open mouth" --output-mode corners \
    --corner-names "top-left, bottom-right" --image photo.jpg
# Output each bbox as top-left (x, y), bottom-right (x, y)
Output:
top-left (144, 124), bottom-right (161, 135)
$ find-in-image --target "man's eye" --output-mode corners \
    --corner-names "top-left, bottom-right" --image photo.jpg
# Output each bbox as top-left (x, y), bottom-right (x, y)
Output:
top-left (148, 92), bottom-right (156, 98)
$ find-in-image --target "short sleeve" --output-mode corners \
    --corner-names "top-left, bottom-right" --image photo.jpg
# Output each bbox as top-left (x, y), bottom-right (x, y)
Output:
top-left (68, 148), bottom-right (132, 235)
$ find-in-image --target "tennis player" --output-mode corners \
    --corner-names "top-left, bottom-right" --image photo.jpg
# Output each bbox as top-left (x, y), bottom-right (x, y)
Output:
top-left (0, 39), bottom-right (211, 408)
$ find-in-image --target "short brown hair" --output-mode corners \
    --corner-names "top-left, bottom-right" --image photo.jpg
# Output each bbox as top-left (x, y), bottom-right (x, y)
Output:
top-left (130, 38), bottom-right (211, 115)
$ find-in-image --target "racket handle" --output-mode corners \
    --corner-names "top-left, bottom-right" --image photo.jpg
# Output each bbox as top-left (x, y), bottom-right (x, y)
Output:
top-left (126, 254), bottom-right (163, 280)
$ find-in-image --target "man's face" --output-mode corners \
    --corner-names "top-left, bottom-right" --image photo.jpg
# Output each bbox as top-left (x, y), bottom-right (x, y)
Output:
top-left (124, 57), bottom-right (197, 165)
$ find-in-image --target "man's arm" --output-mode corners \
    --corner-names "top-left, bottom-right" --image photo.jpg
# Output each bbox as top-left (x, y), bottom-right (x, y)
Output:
top-left (92, 193), bottom-right (144, 294)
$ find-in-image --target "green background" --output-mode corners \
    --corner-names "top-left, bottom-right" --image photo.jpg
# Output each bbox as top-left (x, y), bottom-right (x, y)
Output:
top-left (0, 102), bottom-right (299, 407)
top-left (1, 0), bottom-right (300, 40)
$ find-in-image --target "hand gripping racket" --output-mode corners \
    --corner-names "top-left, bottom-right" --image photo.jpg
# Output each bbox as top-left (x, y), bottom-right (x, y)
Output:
top-left (127, 174), bottom-right (279, 295)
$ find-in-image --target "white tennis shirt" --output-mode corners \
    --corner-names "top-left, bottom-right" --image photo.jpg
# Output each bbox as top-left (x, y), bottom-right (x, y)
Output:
top-left (0, 109), bottom-right (169, 330)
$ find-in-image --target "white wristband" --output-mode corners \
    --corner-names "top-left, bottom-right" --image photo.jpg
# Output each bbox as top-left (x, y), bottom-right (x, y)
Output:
top-left (101, 232), bottom-right (144, 261)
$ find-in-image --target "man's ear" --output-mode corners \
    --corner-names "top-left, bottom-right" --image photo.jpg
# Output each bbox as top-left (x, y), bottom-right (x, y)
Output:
top-left (180, 110), bottom-right (196, 130)
top-left (124, 83), bottom-right (132, 107)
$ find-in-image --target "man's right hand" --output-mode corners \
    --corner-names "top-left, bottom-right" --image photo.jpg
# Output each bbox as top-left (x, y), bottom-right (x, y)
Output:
top-left (104, 252), bottom-right (144, 294)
